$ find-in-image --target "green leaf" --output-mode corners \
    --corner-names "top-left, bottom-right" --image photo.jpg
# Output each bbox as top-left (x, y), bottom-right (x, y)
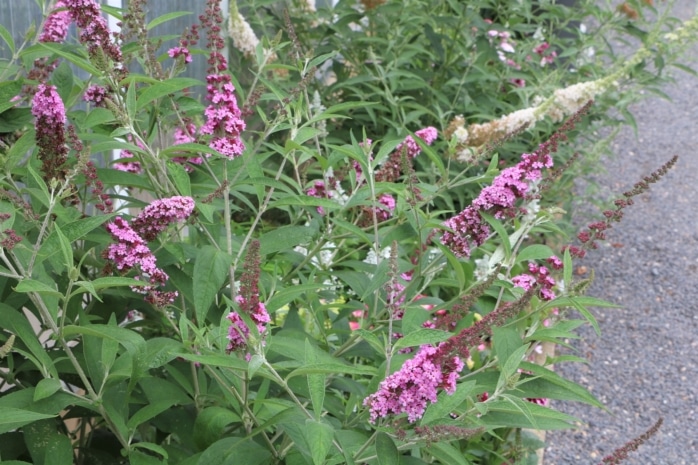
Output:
top-left (563, 247), bottom-right (572, 294)
top-left (126, 81), bottom-right (136, 120)
top-left (496, 345), bottom-right (529, 392)
top-left (14, 279), bottom-right (63, 298)
top-left (193, 246), bottom-right (231, 324)
top-left (5, 128), bottom-right (35, 170)
top-left (0, 24), bottom-right (15, 54)
top-left (480, 212), bottom-right (511, 261)
top-left (259, 226), bottom-right (315, 256)
top-left (96, 167), bottom-right (153, 190)
top-left (0, 304), bottom-right (57, 377)
top-left (127, 400), bottom-right (176, 430)
top-left (0, 80), bottom-right (23, 114)
top-left (375, 432), bottom-right (400, 465)
top-left (266, 283), bottom-right (324, 313)
top-left (392, 329), bottom-right (451, 352)
top-left (305, 340), bottom-right (325, 421)
top-left (285, 363), bottom-right (376, 380)
top-left (167, 161), bottom-right (191, 197)
top-left (37, 43), bottom-right (100, 75)
top-left (52, 61), bottom-right (73, 102)
top-left (420, 381), bottom-right (476, 425)
top-left (304, 420), bottom-right (334, 465)
top-left (33, 379), bottom-right (62, 402)
top-left (147, 11), bottom-right (192, 30)
top-left (518, 362), bottom-right (604, 409)
top-left (53, 225), bottom-right (73, 270)
top-left (137, 78), bottom-right (203, 110)
top-left (516, 244), bottom-right (555, 264)
top-left (196, 437), bottom-right (272, 465)
top-left (23, 419), bottom-right (73, 465)
top-left (38, 214), bottom-right (115, 265)
top-left (83, 107), bottom-right (117, 127)
top-left (130, 448), bottom-right (168, 464)
top-left (176, 353), bottom-right (248, 372)
top-left (427, 442), bottom-right (471, 465)
top-left (492, 325), bottom-right (522, 372)
top-left (481, 398), bottom-right (577, 430)
top-left (0, 408), bottom-right (56, 435)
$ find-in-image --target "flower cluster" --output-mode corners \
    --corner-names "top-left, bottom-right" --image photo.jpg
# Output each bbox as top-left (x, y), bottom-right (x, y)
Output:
top-left (533, 42), bottom-right (557, 67)
top-left (131, 196), bottom-right (196, 242)
top-left (376, 127), bottom-right (438, 182)
top-left (105, 217), bottom-right (168, 286)
top-left (170, 122), bottom-right (204, 170)
top-left (228, 12), bottom-right (260, 58)
top-left (441, 150), bottom-right (552, 258)
top-left (64, 0), bottom-right (123, 66)
top-left (441, 107), bottom-right (591, 258)
top-left (168, 46), bottom-right (192, 64)
top-left (114, 136), bottom-right (144, 174)
top-left (83, 84), bottom-right (108, 107)
top-left (32, 84), bottom-right (69, 181)
top-left (40, 0), bottom-right (70, 43)
top-left (197, 0), bottom-right (246, 159)
top-left (227, 240), bottom-right (270, 352)
top-left (363, 345), bottom-right (464, 423)
top-left (512, 257), bottom-right (562, 301)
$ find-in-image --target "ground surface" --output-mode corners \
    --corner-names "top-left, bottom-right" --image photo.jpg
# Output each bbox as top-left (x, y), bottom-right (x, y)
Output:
top-left (544, 2), bottom-right (698, 464)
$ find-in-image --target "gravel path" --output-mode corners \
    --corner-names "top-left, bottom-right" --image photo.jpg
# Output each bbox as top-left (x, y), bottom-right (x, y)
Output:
top-left (544, 2), bottom-right (698, 464)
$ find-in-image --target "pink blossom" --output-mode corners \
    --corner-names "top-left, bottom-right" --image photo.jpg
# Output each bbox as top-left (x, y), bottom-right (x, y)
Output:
top-left (83, 85), bottom-right (108, 106)
top-left (441, 148), bottom-right (554, 258)
top-left (512, 262), bottom-right (557, 301)
top-left (364, 344), bottom-right (463, 423)
top-left (394, 127), bottom-right (439, 159)
top-left (200, 78), bottom-right (246, 159)
top-left (226, 297), bottom-right (270, 352)
top-left (168, 46), bottom-right (192, 64)
top-left (105, 217), bottom-right (168, 286)
top-left (374, 194), bottom-right (396, 221)
top-left (226, 312), bottom-right (250, 352)
top-left (40, 1), bottom-right (70, 43)
top-left (63, 0), bottom-right (122, 64)
top-left (32, 84), bottom-right (68, 180)
top-left (131, 196), bottom-right (195, 242)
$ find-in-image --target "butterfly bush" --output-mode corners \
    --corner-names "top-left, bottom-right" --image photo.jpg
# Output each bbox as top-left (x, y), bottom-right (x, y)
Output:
top-left (2, 1), bottom-right (692, 463)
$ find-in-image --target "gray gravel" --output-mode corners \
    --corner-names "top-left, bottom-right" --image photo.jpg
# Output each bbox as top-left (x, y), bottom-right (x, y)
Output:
top-left (544, 2), bottom-right (698, 464)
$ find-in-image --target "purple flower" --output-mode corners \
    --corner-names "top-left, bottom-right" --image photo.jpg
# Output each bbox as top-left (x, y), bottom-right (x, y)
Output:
top-left (168, 46), bottom-right (192, 64)
top-left (376, 127), bottom-right (439, 182)
top-left (512, 262), bottom-right (556, 301)
top-left (83, 85), bottom-right (108, 107)
top-left (105, 217), bottom-right (168, 286)
top-left (364, 345), bottom-right (464, 423)
top-left (441, 149), bottom-right (554, 258)
top-left (64, 0), bottom-right (122, 64)
top-left (226, 311), bottom-right (250, 352)
top-left (200, 78), bottom-right (246, 159)
top-left (32, 84), bottom-right (68, 180)
top-left (131, 196), bottom-right (195, 242)
top-left (40, 1), bottom-right (70, 43)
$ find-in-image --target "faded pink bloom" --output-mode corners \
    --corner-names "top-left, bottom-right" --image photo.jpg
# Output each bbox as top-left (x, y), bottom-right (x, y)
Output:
top-left (40, 1), bottom-right (70, 43)
top-left (131, 196), bottom-right (195, 242)
top-left (114, 136), bottom-right (145, 174)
